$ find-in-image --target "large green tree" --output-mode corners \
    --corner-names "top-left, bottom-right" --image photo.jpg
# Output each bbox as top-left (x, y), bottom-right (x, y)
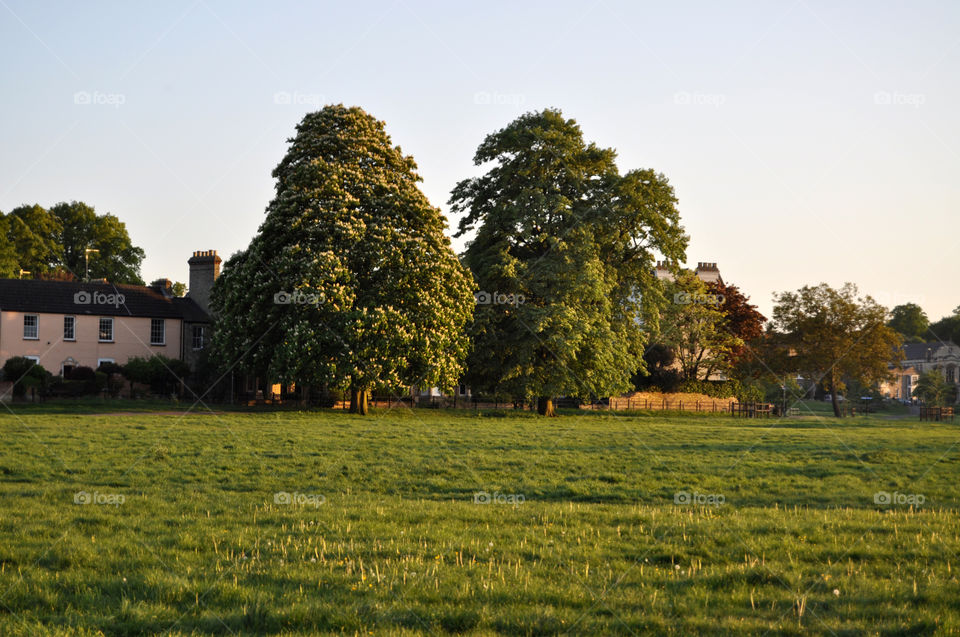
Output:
top-left (657, 270), bottom-right (743, 382)
top-left (50, 201), bottom-right (145, 284)
top-left (912, 370), bottom-right (958, 406)
top-left (5, 204), bottom-right (62, 276)
top-left (771, 283), bottom-right (903, 418)
top-left (450, 109), bottom-right (687, 416)
top-left (888, 302), bottom-right (929, 341)
top-left (928, 306), bottom-right (960, 345)
top-left (212, 105), bottom-right (474, 414)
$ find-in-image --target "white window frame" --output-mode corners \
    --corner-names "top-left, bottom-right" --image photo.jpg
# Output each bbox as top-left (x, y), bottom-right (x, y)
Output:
top-left (23, 314), bottom-right (38, 340)
top-left (150, 318), bottom-right (165, 346)
top-left (98, 317), bottom-right (114, 343)
top-left (24, 355), bottom-right (40, 363)
top-left (63, 316), bottom-right (76, 342)
top-left (192, 325), bottom-right (205, 350)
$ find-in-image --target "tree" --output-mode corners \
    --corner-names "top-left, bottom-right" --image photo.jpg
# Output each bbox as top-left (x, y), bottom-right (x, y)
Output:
top-left (888, 303), bottom-right (929, 341)
top-left (657, 270), bottom-right (742, 381)
top-left (2, 356), bottom-right (51, 398)
top-left (928, 306), bottom-right (960, 345)
top-left (0, 214), bottom-right (20, 278)
top-left (450, 109), bottom-right (688, 415)
top-left (706, 279), bottom-right (766, 364)
top-left (771, 283), bottom-right (903, 418)
top-left (171, 281), bottom-right (187, 297)
top-left (5, 204), bottom-right (62, 276)
top-left (50, 201), bottom-right (145, 284)
top-left (913, 370), bottom-right (958, 406)
top-left (212, 105), bottom-right (474, 414)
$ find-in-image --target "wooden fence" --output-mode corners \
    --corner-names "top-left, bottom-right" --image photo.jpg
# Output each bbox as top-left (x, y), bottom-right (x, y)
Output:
top-left (920, 406), bottom-right (955, 422)
top-left (730, 402), bottom-right (774, 418)
top-left (603, 396), bottom-right (733, 413)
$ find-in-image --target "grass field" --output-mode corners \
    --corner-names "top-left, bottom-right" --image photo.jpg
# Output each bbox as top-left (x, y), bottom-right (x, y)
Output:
top-left (1, 405), bottom-right (958, 635)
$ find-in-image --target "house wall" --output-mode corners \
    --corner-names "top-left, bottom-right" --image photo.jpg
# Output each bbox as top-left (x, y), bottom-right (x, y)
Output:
top-left (0, 311), bottom-right (182, 374)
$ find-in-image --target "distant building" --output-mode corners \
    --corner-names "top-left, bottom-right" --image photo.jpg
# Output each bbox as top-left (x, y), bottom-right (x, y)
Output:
top-left (0, 251), bottom-right (216, 375)
top-left (655, 261), bottom-right (723, 286)
top-left (880, 341), bottom-right (960, 402)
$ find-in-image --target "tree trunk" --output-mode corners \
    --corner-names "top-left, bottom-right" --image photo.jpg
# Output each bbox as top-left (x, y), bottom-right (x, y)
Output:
top-left (830, 373), bottom-right (842, 418)
top-left (349, 387), bottom-right (368, 415)
top-left (537, 396), bottom-right (557, 417)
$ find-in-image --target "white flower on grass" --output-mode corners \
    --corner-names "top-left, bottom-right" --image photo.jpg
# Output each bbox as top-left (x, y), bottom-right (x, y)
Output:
top-left (833, 589), bottom-right (840, 597)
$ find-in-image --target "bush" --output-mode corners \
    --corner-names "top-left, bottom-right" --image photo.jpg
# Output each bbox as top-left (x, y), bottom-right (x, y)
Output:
top-left (96, 361), bottom-right (124, 376)
top-left (66, 366), bottom-right (96, 382)
top-left (123, 355), bottom-right (190, 397)
top-left (2, 357), bottom-right (51, 398)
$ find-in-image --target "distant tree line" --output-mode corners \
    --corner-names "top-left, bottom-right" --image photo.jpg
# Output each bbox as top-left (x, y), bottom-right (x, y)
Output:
top-left (0, 201), bottom-right (145, 283)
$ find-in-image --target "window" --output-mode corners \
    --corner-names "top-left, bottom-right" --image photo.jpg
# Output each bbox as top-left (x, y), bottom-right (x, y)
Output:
top-left (150, 319), bottom-right (165, 345)
top-left (192, 325), bottom-right (205, 350)
top-left (97, 358), bottom-right (114, 368)
top-left (458, 383), bottom-right (467, 396)
top-left (98, 317), bottom-right (114, 342)
top-left (24, 355), bottom-right (39, 363)
top-left (23, 315), bottom-right (38, 340)
top-left (948, 367), bottom-right (956, 384)
top-left (63, 316), bottom-right (76, 341)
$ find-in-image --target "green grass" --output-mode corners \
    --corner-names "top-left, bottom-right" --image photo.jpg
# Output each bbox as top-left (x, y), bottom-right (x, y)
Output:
top-left (0, 406), bottom-right (958, 635)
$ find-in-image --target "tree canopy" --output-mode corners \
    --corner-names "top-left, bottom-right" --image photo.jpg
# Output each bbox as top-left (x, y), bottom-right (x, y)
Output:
top-left (771, 283), bottom-right (902, 417)
top-left (888, 303), bottom-right (929, 341)
top-left (450, 109), bottom-right (688, 415)
top-left (211, 105), bottom-right (474, 414)
top-left (0, 201), bottom-right (144, 283)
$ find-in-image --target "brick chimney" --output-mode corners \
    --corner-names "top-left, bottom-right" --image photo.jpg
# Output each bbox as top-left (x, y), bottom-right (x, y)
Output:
top-left (150, 278), bottom-right (173, 298)
top-left (187, 250), bottom-right (221, 314)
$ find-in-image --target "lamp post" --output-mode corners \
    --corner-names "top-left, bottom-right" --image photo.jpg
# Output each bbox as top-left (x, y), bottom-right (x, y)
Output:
top-left (84, 248), bottom-right (99, 281)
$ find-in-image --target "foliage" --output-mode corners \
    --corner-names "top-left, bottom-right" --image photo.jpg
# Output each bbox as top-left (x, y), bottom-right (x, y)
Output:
top-left (706, 279), bottom-right (766, 363)
top-left (122, 355), bottom-right (190, 396)
top-left (2, 356), bottom-right (51, 398)
top-left (171, 281), bottom-right (187, 297)
top-left (927, 306), bottom-right (960, 345)
top-left (211, 105), bottom-right (474, 414)
top-left (913, 370), bottom-right (958, 406)
top-left (450, 109), bottom-right (687, 413)
top-left (888, 302), bottom-right (929, 341)
top-left (771, 283), bottom-right (903, 417)
top-left (0, 201), bottom-right (144, 283)
top-left (656, 270), bottom-right (742, 381)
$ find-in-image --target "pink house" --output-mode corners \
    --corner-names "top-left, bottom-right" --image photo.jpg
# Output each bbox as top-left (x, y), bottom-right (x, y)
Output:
top-left (0, 251), bottom-right (218, 376)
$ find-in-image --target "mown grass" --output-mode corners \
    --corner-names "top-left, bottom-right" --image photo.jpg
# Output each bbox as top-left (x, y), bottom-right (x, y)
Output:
top-left (0, 406), bottom-right (958, 635)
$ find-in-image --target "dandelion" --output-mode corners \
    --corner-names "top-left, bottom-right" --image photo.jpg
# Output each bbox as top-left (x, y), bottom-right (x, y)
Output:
top-left (833, 589), bottom-right (840, 597)
top-left (674, 565), bottom-right (681, 571)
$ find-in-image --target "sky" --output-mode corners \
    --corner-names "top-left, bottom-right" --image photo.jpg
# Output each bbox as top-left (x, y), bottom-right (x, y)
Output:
top-left (1, 0), bottom-right (958, 321)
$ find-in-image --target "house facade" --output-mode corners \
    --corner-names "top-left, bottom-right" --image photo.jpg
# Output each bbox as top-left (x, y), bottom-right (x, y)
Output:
top-left (880, 342), bottom-right (960, 402)
top-left (0, 251), bottom-right (217, 376)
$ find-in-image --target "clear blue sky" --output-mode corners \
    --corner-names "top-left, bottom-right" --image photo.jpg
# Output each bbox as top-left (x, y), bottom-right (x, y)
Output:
top-left (1, 0), bottom-right (958, 321)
